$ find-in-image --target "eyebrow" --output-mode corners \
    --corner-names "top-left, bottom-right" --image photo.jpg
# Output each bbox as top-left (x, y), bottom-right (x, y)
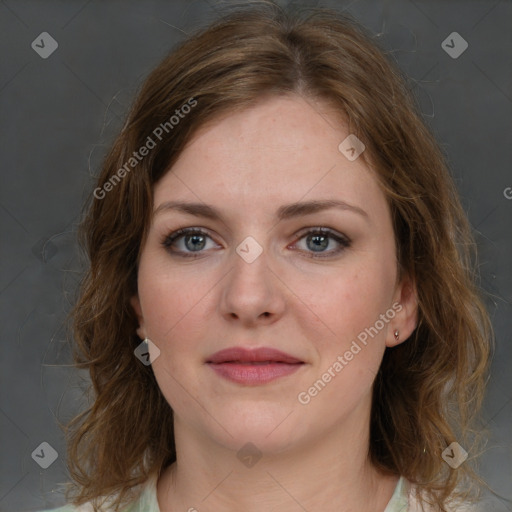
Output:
top-left (153, 199), bottom-right (369, 222)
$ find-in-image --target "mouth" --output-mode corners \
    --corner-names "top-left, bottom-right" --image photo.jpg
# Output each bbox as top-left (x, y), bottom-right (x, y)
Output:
top-left (206, 347), bottom-right (305, 385)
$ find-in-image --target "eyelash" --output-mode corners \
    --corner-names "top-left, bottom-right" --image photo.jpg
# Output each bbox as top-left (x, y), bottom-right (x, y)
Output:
top-left (161, 227), bottom-right (351, 259)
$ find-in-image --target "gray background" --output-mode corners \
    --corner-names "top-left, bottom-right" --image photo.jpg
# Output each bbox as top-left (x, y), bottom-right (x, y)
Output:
top-left (0, 0), bottom-right (511, 511)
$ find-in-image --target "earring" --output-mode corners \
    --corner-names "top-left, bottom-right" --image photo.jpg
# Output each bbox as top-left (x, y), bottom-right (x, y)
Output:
top-left (394, 330), bottom-right (399, 341)
top-left (143, 337), bottom-right (150, 344)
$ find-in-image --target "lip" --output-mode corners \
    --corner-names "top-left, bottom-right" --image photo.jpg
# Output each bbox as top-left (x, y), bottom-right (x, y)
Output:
top-left (207, 347), bottom-right (303, 364)
top-left (206, 347), bottom-right (304, 385)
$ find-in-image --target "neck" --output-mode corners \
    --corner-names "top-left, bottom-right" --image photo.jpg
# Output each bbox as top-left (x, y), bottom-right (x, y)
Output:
top-left (157, 406), bottom-right (399, 512)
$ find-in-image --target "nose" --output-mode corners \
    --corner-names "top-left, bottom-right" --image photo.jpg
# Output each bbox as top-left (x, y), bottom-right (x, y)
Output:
top-left (219, 244), bottom-right (286, 327)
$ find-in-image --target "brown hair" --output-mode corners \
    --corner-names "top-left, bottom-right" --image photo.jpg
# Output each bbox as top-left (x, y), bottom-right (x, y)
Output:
top-left (64, 2), bottom-right (493, 510)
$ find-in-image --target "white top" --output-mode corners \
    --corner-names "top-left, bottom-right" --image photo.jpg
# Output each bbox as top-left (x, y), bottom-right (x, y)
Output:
top-left (37, 473), bottom-right (476, 511)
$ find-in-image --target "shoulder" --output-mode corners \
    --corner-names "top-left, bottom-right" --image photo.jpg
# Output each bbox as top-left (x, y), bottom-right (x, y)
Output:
top-left (34, 474), bottom-right (160, 512)
top-left (34, 506), bottom-right (92, 512)
top-left (406, 479), bottom-right (481, 512)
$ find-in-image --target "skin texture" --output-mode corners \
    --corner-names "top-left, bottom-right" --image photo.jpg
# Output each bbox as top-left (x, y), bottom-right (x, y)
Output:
top-left (131, 95), bottom-right (418, 512)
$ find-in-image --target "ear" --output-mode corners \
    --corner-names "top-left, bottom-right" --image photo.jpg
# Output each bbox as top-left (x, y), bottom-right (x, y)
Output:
top-left (130, 294), bottom-right (147, 340)
top-left (386, 273), bottom-right (418, 348)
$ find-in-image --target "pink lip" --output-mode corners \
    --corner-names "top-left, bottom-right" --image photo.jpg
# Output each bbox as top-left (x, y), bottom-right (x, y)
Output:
top-left (206, 347), bottom-right (304, 385)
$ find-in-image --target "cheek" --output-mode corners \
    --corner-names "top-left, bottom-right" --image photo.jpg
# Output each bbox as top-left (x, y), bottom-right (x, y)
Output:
top-left (298, 270), bottom-right (392, 409)
top-left (136, 257), bottom-right (209, 348)
top-left (293, 255), bottom-right (396, 344)
top-left (136, 261), bottom-right (211, 411)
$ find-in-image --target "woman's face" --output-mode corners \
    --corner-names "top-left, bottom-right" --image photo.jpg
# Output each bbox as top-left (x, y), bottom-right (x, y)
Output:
top-left (131, 95), bottom-right (416, 454)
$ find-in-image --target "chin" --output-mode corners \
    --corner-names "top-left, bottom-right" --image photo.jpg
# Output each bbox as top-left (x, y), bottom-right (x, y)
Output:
top-left (206, 403), bottom-right (308, 454)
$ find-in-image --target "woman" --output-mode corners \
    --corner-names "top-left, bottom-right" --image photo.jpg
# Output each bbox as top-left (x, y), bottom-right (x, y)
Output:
top-left (40, 2), bottom-right (492, 511)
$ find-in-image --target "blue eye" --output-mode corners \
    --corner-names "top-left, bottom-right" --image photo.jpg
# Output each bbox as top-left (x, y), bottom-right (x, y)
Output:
top-left (292, 228), bottom-right (351, 258)
top-left (162, 227), bottom-right (350, 258)
top-left (162, 228), bottom-right (218, 257)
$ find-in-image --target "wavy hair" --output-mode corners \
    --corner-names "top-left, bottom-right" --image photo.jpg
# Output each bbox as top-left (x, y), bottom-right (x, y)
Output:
top-left (64, 2), bottom-right (493, 510)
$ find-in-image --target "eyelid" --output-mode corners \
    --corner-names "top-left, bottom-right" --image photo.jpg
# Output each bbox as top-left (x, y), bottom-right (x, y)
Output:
top-left (289, 226), bottom-right (351, 257)
top-left (162, 227), bottom-right (219, 249)
top-left (293, 226), bottom-right (350, 242)
top-left (161, 226), bottom-right (351, 258)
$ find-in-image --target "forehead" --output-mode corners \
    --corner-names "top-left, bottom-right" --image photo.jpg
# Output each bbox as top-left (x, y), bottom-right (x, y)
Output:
top-left (153, 95), bottom-right (387, 222)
